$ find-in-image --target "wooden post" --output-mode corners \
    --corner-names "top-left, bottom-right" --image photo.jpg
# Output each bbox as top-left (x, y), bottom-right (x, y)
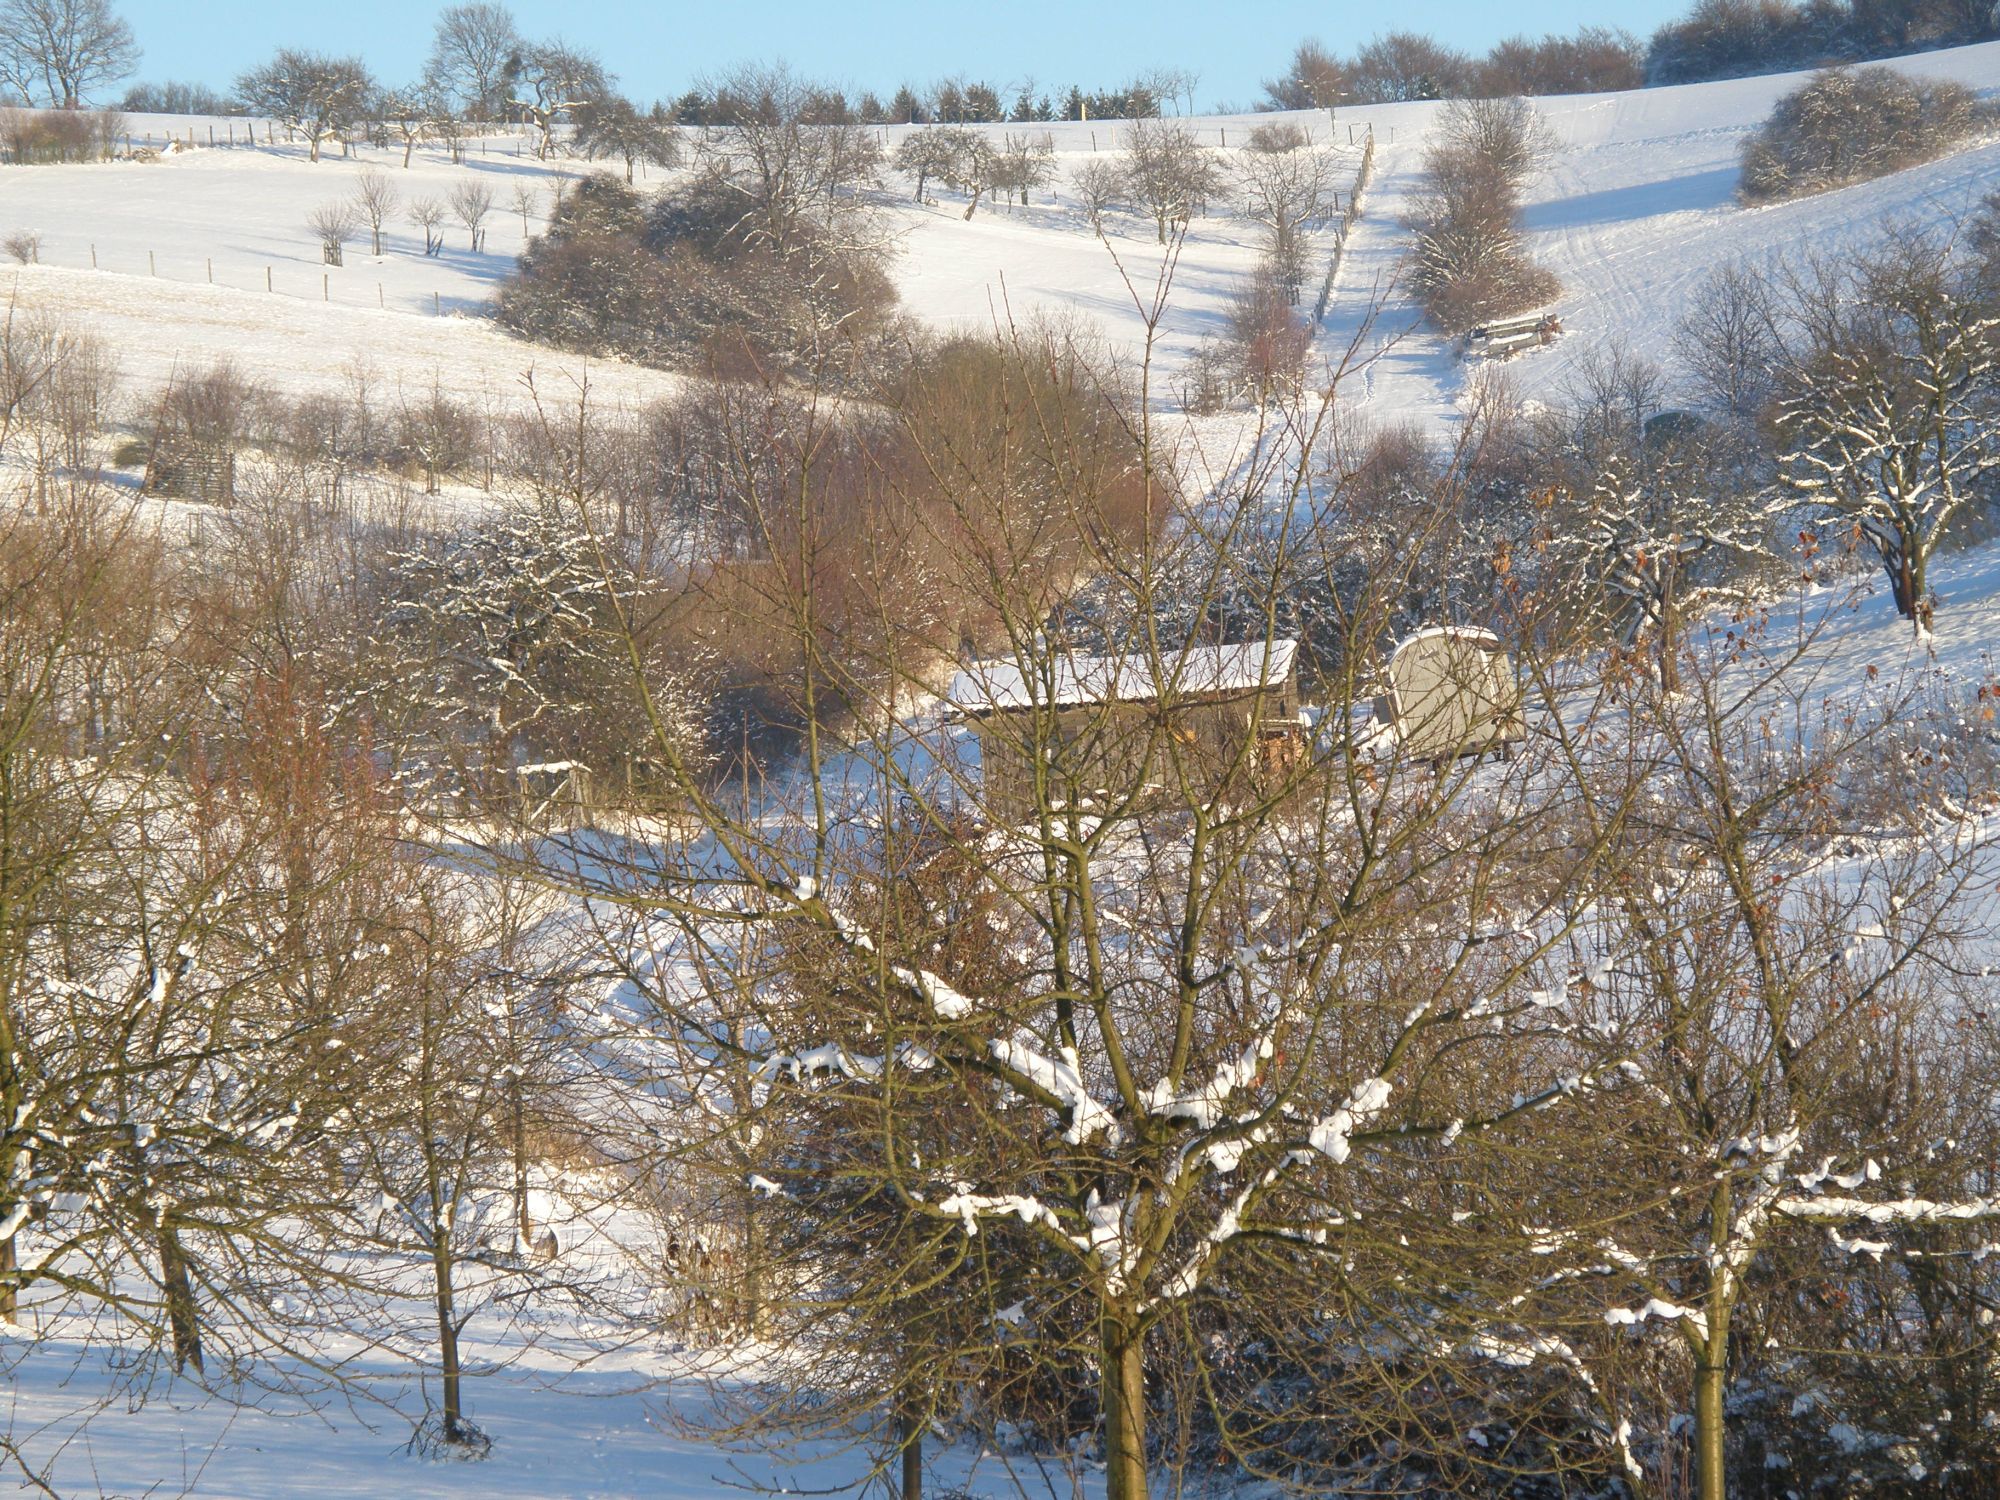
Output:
top-left (434, 290), bottom-right (441, 315)
top-left (206, 258), bottom-right (212, 283)
top-left (266, 265), bottom-right (273, 292)
top-left (148, 250), bottom-right (155, 276)
top-left (378, 283), bottom-right (384, 308)
top-left (208, 125), bottom-right (214, 147)
top-left (323, 273), bottom-right (328, 302)
top-left (89, 244), bottom-right (96, 268)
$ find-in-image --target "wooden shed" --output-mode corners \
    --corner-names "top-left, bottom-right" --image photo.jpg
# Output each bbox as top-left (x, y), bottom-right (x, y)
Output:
top-left (142, 434), bottom-right (236, 505)
top-left (950, 639), bottom-right (1305, 822)
top-left (1378, 627), bottom-right (1525, 763)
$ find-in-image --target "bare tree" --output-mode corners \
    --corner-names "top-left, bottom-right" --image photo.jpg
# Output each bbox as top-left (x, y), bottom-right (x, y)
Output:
top-left (380, 80), bottom-right (450, 168)
top-left (939, 128), bottom-right (997, 218)
top-left (0, 0), bottom-right (135, 108)
top-left (891, 127), bottom-right (956, 202)
top-left (572, 96), bottom-right (678, 183)
top-left (448, 179), bottom-right (494, 251)
top-left (1233, 136), bottom-right (1343, 302)
top-left (1346, 30), bottom-right (1473, 101)
top-left (1260, 37), bottom-right (1343, 113)
top-left (1673, 260), bottom-right (1783, 426)
top-left (506, 39), bottom-right (609, 160)
top-left (408, 194), bottom-right (447, 256)
top-left (424, 0), bottom-right (519, 121)
top-left (521, 322), bottom-right (1649, 1500)
top-left (510, 181), bottom-right (538, 234)
top-left (306, 200), bottom-right (358, 265)
top-left (1514, 605), bottom-right (2000, 1500)
top-left (693, 63), bottom-right (883, 252)
top-left (235, 49), bottom-right (374, 163)
top-left (1072, 156), bottom-right (1122, 227)
top-left (1117, 118), bottom-right (1222, 243)
top-left (992, 130), bottom-right (1055, 206)
top-left (1775, 240), bottom-right (1999, 630)
top-left (352, 170), bottom-right (397, 256)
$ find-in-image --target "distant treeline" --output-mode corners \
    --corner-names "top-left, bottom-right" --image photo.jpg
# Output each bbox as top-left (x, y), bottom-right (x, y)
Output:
top-left (103, 0), bottom-right (2000, 137)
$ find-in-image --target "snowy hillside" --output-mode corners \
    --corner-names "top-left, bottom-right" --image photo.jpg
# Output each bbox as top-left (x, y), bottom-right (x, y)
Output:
top-left (3, 39), bottom-right (1995, 434)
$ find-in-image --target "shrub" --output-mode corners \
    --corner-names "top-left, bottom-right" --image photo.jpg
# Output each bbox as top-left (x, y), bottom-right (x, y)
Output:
top-left (0, 108), bottom-right (123, 164)
top-left (1739, 66), bottom-right (1984, 201)
top-left (498, 171), bottom-right (900, 382)
top-left (1245, 121), bottom-right (1311, 154)
top-left (1406, 99), bottom-right (1562, 335)
top-left (3, 231), bottom-right (40, 264)
top-left (1218, 267), bottom-right (1315, 396)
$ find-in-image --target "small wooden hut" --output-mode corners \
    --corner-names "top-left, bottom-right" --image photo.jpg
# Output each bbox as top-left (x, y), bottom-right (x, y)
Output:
top-left (142, 434), bottom-right (236, 504)
top-left (950, 639), bottom-right (1305, 822)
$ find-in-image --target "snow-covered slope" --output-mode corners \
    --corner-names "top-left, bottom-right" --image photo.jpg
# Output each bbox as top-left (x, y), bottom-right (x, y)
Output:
top-left (7, 40), bottom-right (1999, 435)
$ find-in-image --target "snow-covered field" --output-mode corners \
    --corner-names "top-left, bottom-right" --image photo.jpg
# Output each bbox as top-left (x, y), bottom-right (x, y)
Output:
top-left (5, 41), bottom-right (1999, 435)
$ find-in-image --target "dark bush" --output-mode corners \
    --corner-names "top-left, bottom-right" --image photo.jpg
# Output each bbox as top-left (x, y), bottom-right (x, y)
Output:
top-left (498, 170), bottom-right (900, 382)
top-left (0, 108), bottom-right (123, 164)
top-left (1648, 0), bottom-right (2000, 85)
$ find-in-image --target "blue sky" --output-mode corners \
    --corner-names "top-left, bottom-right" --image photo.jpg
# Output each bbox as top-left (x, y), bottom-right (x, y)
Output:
top-left (116, 1), bottom-right (1688, 108)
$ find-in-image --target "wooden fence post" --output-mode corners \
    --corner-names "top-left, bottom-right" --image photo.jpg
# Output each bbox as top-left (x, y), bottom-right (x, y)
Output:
top-left (323, 273), bottom-right (328, 302)
top-left (206, 258), bottom-right (212, 283)
top-left (148, 250), bottom-right (155, 276)
top-left (266, 265), bottom-right (273, 292)
top-left (89, 244), bottom-right (96, 268)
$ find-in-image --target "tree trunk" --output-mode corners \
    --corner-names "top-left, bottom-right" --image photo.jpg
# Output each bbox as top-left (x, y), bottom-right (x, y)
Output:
top-left (0, 1235), bottom-right (17, 1322)
top-left (739, 1175), bottom-right (763, 1336)
top-left (433, 1235), bottom-right (466, 1442)
top-left (158, 1222), bottom-right (204, 1374)
top-left (1692, 1309), bottom-right (1731, 1500)
top-left (896, 1398), bottom-right (923, 1500)
top-left (1101, 1317), bottom-right (1148, 1500)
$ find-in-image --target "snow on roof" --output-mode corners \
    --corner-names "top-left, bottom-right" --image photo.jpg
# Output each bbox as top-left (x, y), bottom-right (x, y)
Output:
top-left (949, 639), bottom-right (1298, 716)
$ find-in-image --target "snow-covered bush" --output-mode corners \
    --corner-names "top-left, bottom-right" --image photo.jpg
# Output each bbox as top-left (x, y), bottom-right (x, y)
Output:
top-left (1406, 98), bottom-right (1561, 334)
top-left (1738, 66), bottom-right (1985, 201)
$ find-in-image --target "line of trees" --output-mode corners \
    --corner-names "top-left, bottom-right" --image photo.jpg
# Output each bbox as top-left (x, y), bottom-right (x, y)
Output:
top-left (1405, 96), bottom-right (1561, 335)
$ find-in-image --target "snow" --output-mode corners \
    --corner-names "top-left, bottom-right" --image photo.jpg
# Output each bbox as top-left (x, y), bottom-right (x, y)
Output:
top-left (1304, 1076), bottom-right (1393, 1165)
top-left (949, 637), bottom-right (1298, 714)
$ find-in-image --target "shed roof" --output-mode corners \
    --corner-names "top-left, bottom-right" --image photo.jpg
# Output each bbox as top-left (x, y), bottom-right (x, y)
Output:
top-left (949, 639), bottom-right (1299, 716)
